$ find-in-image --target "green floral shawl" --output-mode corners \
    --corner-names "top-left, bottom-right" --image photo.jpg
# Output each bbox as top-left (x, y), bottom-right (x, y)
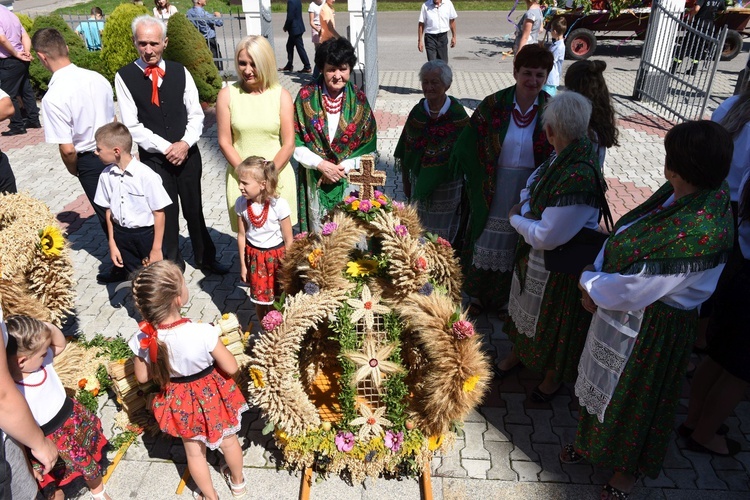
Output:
top-left (602, 182), bottom-right (734, 276)
top-left (450, 85), bottom-right (553, 244)
top-left (394, 96), bottom-right (469, 202)
top-left (294, 78), bottom-right (377, 230)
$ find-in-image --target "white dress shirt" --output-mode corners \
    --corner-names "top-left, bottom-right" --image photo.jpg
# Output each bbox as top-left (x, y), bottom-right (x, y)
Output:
top-left (94, 158), bottom-right (172, 228)
top-left (114, 59), bottom-right (204, 154)
top-left (42, 63), bottom-right (114, 153)
top-left (712, 94), bottom-right (750, 202)
top-left (418, 0), bottom-right (457, 34)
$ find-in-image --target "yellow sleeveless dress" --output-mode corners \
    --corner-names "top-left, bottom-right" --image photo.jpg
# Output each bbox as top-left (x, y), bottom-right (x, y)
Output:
top-left (226, 83), bottom-right (298, 231)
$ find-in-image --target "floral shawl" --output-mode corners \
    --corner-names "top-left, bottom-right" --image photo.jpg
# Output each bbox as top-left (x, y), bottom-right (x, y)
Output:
top-left (294, 78), bottom-right (377, 228)
top-left (602, 182), bottom-right (734, 276)
top-left (394, 96), bottom-right (470, 202)
top-left (450, 85), bottom-right (553, 244)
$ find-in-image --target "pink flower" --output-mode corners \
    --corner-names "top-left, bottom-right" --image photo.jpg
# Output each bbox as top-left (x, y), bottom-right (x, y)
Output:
top-left (452, 320), bottom-right (475, 339)
top-left (294, 232), bottom-right (308, 240)
top-left (322, 222), bottom-right (338, 236)
top-left (335, 431), bottom-right (355, 452)
top-left (384, 430), bottom-right (404, 452)
top-left (359, 199), bottom-right (372, 212)
top-left (414, 256), bottom-right (427, 271)
top-left (394, 224), bottom-right (408, 237)
top-left (374, 190), bottom-right (383, 198)
top-left (436, 237), bottom-right (451, 247)
top-left (261, 310), bottom-right (284, 332)
top-left (345, 195), bottom-right (357, 204)
top-left (393, 201), bottom-right (405, 210)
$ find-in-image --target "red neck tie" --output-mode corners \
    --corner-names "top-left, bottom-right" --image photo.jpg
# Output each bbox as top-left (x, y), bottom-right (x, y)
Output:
top-left (144, 65), bottom-right (165, 107)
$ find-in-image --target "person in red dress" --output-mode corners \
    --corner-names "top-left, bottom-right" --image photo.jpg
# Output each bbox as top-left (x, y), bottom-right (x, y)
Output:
top-left (128, 261), bottom-right (249, 500)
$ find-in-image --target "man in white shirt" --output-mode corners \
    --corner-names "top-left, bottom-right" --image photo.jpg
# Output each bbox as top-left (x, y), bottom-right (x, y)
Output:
top-left (417, 0), bottom-right (457, 63)
top-left (32, 27), bottom-right (121, 283)
top-left (115, 16), bottom-right (228, 274)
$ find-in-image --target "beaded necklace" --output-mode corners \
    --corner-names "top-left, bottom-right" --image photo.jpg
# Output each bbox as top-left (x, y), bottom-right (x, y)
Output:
top-left (512, 105), bottom-right (538, 128)
top-left (158, 318), bottom-right (192, 330)
top-left (15, 366), bottom-right (47, 387)
top-left (322, 93), bottom-right (343, 114)
top-left (248, 200), bottom-right (270, 228)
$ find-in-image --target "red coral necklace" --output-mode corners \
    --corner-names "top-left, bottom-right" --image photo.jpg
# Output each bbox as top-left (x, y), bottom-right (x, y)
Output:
top-left (15, 367), bottom-right (47, 387)
top-left (512, 105), bottom-right (538, 128)
top-left (248, 201), bottom-right (270, 228)
top-left (322, 93), bottom-right (343, 114)
top-left (158, 318), bottom-right (192, 329)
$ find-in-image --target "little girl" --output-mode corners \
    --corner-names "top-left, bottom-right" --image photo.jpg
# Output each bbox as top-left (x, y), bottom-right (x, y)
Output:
top-left (5, 315), bottom-right (110, 500)
top-left (235, 156), bottom-right (293, 323)
top-left (128, 261), bottom-right (248, 500)
top-left (564, 59), bottom-right (620, 169)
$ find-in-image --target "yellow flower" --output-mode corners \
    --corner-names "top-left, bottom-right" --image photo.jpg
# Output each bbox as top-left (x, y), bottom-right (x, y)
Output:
top-left (222, 313), bottom-right (230, 320)
top-left (351, 200), bottom-right (360, 210)
top-left (38, 226), bottom-right (64, 257)
top-left (308, 248), bottom-right (323, 268)
top-left (345, 259), bottom-right (378, 277)
top-left (221, 337), bottom-right (230, 345)
top-left (371, 200), bottom-right (381, 209)
top-left (428, 435), bottom-right (444, 451)
top-left (250, 367), bottom-right (265, 388)
top-left (274, 429), bottom-right (289, 446)
top-left (463, 375), bottom-right (480, 393)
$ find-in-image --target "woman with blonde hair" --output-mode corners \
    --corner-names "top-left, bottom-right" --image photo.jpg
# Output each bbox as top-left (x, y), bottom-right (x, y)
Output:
top-left (217, 35), bottom-right (297, 232)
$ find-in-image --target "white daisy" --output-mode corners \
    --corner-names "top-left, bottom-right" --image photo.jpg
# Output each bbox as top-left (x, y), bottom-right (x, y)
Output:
top-left (350, 403), bottom-right (392, 440)
top-left (347, 285), bottom-right (389, 330)
top-left (343, 336), bottom-right (403, 389)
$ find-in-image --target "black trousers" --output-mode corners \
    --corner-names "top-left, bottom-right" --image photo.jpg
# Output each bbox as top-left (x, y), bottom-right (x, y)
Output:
top-left (112, 224), bottom-right (155, 274)
top-left (76, 151), bottom-right (108, 237)
top-left (141, 146), bottom-right (217, 268)
top-left (0, 151), bottom-right (16, 194)
top-left (425, 31), bottom-right (449, 62)
top-left (0, 58), bottom-right (39, 131)
top-left (285, 33), bottom-right (310, 70)
top-left (207, 37), bottom-right (224, 71)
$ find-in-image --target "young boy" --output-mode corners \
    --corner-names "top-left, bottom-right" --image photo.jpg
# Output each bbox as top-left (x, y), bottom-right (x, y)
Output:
top-left (543, 16), bottom-right (567, 96)
top-left (93, 123), bottom-right (172, 277)
top-left (75, 7), bottom-right (105, 51)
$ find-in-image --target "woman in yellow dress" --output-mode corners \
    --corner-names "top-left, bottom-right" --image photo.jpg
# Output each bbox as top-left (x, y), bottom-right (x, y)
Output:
top-left (217, 35), bottom-right (297, 232)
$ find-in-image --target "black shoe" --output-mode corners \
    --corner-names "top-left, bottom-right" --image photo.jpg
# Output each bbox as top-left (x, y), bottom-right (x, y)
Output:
top-left (299, 67), bottom-right (312, 74)
top-left (493, 362), bottom-right (523, 380)
top-left (2, 128), bottom-right (26, 136)
top-left (198, 261), bottom-right (230, 275)
top-left (278, 66), bottom-right (293, 72)
top-left (24, 120), bottom-right (41, 129)
top-left (687, 436), bottom-right (741, 457)
top-left (96, 267), bottom-right (127, 284)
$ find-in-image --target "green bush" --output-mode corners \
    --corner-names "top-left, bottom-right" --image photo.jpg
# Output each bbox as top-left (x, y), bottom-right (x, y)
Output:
top-left (15, 13), bottom-right (33, 34)
top-left (100, 3), bottom-right (149, 82)
top-left (164, 12), bottom-right (222, 104)
top-left (28, 15), bottom-right (90, 95)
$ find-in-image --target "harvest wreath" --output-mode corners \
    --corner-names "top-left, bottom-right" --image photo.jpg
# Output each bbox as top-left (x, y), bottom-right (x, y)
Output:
top-left (247, 191), bottom-right (491, 483)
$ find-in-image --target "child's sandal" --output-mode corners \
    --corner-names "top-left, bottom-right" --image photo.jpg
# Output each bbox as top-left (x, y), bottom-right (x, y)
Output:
top-left (559, 443), bottom-right (585, 464)
top-left (90, 486), bottom-right (109, 500)
top-left (220, 463), bottom-right (247, 498)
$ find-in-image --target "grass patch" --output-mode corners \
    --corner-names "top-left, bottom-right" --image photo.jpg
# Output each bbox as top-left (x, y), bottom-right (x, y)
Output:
top-left (54, 0), bottom-right (516, 16)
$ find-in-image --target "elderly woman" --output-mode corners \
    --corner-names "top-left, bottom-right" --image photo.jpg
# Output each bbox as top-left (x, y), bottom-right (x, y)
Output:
top-left (395, 60), bottom-right (469, 243)
top-left (566, 121), bottom-right (734, 499)
top-left (451, 44), bottom-right (554, 316)
top-left (217, 35), bottom-right (296, 232)
top-left (293, 37), bottom-right (377, 232)
top-left (501, 91), bottom-right (610, 401)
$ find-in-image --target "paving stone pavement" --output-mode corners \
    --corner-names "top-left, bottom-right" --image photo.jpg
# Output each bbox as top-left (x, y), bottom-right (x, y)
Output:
top-left (6, 61), bottom-right (750, 498)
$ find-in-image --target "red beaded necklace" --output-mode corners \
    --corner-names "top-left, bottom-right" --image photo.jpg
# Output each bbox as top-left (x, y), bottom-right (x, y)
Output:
top-left (322, 92), bottom-right (344, 115)
top-left (15, 366), bottom-right (48, 387)
top-left (158, 318), bottom-right (192, 330)
top-left (512, 105), bottom-right (538, 128)
top-left (248, 201), bottom-right (270, 228)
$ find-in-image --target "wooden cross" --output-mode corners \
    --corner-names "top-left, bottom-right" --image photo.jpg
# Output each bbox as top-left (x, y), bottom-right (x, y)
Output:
top-left (347, 155), bottom-right (386, 201)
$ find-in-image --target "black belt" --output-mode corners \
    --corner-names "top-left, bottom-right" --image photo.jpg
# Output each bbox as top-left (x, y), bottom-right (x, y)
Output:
top-left (76, 151), bottom-right (95, 158)
top-left (170, 364), bottom-right (215, 383)
top-left (246, 240), bottom-right (285, 251)
top-left (40, 397), bottom-right (74, 436)
top-left (113, 223), bottom-right (154, 235)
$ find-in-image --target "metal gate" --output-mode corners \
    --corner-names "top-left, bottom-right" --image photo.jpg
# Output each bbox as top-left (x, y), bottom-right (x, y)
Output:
top-left (633, 0), bottom-right (727, 123)
top-left (362, 0), bottom-right (379, 107)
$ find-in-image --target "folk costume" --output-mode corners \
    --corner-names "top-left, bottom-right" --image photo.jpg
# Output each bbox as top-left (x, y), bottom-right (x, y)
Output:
top-left (225, 83), bottom-right (298, 231)
top-left (16, 350), bottom-right (107, 489)
top-left (395, 96), bottom-right (469, 243)
top-left (128, 321), bottom-right (249, 449)
top-left (450, 86), bottom-right (553, 310)
top-left (293, 78), bottom-right (377, 232)
top-left (236, 196), bottom-right (291, 304)
top-left (575, 182), bottom-right (734, 478)
top-left (506, 137), bottom-right (605, 382)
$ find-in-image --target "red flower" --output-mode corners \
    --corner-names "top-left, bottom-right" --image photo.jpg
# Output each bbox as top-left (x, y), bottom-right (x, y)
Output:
top-left (299, 87), bottom-right (311, 99)
top-left (698, 235), bottom-right (709, 245)
top-left (677, 232), bottom-right (686, 238)
top-left (341, 135), bottom-right (349, 143)
top-left (346, 123), bottom-right (357, 134)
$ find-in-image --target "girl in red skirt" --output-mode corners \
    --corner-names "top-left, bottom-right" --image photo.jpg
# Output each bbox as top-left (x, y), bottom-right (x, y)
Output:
top-left (5, 315), bottom-right (110, 500)
top-left (128, 261), bottom-right (249, 500)
top-left (234, 156), bottom-right (293, 324)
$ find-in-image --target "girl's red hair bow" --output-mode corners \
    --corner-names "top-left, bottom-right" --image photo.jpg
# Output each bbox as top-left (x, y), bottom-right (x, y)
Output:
top-left (138, 321), bottom-right (159, 363)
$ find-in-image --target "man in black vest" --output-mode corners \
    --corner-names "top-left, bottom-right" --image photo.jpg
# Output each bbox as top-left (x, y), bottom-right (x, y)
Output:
top-left (114, 15), bottom-right (228, 274)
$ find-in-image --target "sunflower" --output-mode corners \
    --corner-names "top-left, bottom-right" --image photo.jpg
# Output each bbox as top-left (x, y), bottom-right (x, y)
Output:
top-left (345, 259), bottom-right (378, 278)
top-left (38, 226), bottom-right (64, 257)
top-left (428, 434), bottom-right (444, 451)
top-left (250, 367), bottom-right (265, 388)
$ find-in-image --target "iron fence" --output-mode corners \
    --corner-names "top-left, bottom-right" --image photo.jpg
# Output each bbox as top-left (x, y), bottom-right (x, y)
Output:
top-left (633, 0), bottom-right (726, 123)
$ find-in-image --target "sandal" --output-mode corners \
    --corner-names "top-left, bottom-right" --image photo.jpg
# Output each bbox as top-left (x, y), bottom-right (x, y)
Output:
top-left (677, 422), bottom-right (729, 438)
top-left (90, 487), bottom-right (109, 500)
top-left (559, 443), bottom-right (585, 464)
top-left (220, 463), bottom-right (247, 497)
top-left (531, 384), bottom-right (561, 403)
top-left (601, 483), bottom-right (629, 499)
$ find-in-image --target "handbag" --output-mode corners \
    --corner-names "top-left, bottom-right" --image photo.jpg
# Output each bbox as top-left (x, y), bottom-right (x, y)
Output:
top-left (544, 162), bottom-right (614, 274)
